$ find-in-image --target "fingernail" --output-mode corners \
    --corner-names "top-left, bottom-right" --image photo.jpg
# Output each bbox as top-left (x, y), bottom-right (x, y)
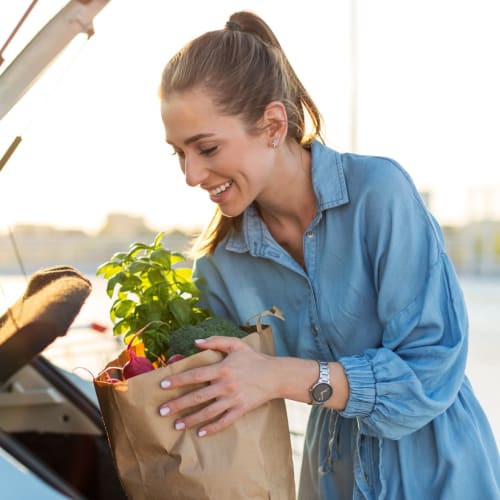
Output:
top-left (175, 421), bottom-right (185, 430)
top-left (194, 338), bottom-right (206, 344)
top-left (159, 406), bottom-right (170, 416)
top-left (198, 429), bottom-right (207, 437)
top-left (160, 379), bottom-right (171, 389)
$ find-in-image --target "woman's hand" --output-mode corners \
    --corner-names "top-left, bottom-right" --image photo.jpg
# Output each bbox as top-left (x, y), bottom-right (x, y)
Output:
top-left (158, 336), bottom-right (279, 437)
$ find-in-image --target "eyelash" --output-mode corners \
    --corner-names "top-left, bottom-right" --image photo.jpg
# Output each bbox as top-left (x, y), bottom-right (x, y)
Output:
top-left (170, 146), bottom-right (218, 158)
top-left (200, 146), bottom-right (218, 156)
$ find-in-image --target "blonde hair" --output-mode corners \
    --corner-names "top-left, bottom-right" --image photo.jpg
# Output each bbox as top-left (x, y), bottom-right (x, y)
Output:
top-left (160, 11), bottom-right (323, 256)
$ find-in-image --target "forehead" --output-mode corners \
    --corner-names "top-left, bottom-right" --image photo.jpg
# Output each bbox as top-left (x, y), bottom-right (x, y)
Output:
top-left (161, 89), bottom-right (238, 144)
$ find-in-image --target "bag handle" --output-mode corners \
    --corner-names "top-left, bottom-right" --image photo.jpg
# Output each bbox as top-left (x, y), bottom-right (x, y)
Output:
top-left (245, 306), bottom-right (284, 334)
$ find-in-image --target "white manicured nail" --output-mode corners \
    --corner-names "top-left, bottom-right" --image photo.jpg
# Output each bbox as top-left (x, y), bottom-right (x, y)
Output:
top-left (198, 429), bottom-right (207, 437)
top-left (175, 421), bottom-right (185, 430)
top-left (159, 407), bottom-right (170, 416)
top-left (160, 380), bottom-right (171, 389)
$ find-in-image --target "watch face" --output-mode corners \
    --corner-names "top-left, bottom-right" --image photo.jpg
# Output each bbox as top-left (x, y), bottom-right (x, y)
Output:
top-left (311, 383), bottom-right (333, 403)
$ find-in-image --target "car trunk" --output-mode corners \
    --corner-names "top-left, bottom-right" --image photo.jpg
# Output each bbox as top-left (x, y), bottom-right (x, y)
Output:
top-left (0, 266), bottom-right (126, 499)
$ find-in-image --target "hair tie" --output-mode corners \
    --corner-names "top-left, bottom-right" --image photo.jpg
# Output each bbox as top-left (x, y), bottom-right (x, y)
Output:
top-left (225, 20), bottom-right (241, 31)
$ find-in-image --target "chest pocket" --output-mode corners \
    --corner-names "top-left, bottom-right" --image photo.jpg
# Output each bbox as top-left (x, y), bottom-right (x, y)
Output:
top-left (321, 278), bottom-right (382, 357)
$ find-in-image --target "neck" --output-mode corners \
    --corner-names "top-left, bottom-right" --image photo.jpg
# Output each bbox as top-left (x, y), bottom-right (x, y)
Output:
top-left (256, 142), bottom-right (316, 267)
top-left (257, 142), bottom-right (315, 233)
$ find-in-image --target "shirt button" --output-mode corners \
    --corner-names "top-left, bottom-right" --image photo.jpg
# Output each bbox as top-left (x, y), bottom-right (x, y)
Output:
top-left (311, 325), bottom-right (319, 336)
top-left (306, 231), bottom-right (314, 238)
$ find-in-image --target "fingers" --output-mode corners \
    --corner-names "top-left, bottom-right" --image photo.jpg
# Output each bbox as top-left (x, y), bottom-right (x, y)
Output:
top-left (164, 392), bottom-right (248, 437)
top-left (159, 377), bottom-right (245, 437)
top-left (159, 382), bottom-right (219, 422)
top-left (158, 337), bottom-right (262, 437)
top-left (196, 408), bottom-right (241, 437)
top-left (160, 362), bottom-right (215, 390)
top-left (159, 336), bottom-right (249, 389)
top-left (160, 336), bottom-right (252, 389)
top-left (193, 335), bottom-right (248, 354)
top-left (174, 399), bottom-right (234, 435)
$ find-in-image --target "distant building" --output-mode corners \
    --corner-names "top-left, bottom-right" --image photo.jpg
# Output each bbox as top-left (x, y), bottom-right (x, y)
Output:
top-left (1, 212), bottom-right (499, 276)
top-left (0, 214), bottom-right (194, 275)
top-left (98, 213), bottom-right (153, 237)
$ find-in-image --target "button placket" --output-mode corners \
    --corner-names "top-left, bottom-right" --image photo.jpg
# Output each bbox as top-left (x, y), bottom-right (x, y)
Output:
top-left (304, 229), bottom-right (320, 338)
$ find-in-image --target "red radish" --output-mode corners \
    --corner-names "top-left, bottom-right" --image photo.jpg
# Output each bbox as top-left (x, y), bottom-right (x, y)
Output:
top-left (166, 354), bottom-right (185, 365)
top-left (122, 330), bottom-right (154, 379)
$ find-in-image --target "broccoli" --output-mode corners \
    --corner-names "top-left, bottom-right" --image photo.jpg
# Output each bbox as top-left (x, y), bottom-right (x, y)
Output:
top-left (166, 317), bottom-right (248, 358)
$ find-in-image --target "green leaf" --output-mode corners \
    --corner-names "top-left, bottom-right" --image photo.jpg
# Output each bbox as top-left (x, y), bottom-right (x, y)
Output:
top-left (136, 302), bottom-right (163, 323)
top-left (153, 232), bottom-right (166, 247)
top-left (127, 261), bottom-right (150, 275)
top-left (110, 251), bottom-right (128, 262)
top-left (113, 318), bottom-right (131, 336)
top-left (147, 267), bottom-right (165, 286)
top-left (96, 261), bottom-right (122, 278)
top-left (168, 297), bottom-right (194, 327)
top-left (173, 266), bottom-right (193, 283)
top-left (119, 275), bottom-right (143, 292)
top-left (170, 252), bottom-right (185, 265)
top-left (114, 299), bottom-right (136, 318)
top-left (156, 282), bottom-right (171, 303)
top-left (127, 243), bottom-right (148, 261)
top-left (106, 271), bottom-right (126, 298)
top-left (150, 248), bottom-right (173, 269)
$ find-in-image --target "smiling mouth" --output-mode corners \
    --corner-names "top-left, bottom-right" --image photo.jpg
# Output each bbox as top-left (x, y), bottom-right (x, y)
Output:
top-left (209, 180), bottom-right (233, 196)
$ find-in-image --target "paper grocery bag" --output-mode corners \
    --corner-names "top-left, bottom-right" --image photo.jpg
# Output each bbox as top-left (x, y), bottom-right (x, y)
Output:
top-left (94, 325), bottom-right (296, 500)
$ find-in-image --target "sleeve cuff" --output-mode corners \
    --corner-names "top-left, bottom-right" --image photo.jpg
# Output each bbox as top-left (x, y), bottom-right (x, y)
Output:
top-left (338, 354), bottom-right (376, 418)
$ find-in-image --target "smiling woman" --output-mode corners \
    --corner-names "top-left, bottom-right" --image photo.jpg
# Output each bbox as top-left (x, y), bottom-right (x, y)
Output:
top-left (153, 8), bottom-right (500, 500)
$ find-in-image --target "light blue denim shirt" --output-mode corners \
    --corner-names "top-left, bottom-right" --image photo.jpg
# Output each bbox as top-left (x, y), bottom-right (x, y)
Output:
top-left (193, 141), bottom-right (500, 499)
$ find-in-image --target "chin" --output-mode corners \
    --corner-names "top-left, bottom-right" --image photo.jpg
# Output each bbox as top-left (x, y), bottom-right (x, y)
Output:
top-left (218, 204), bottom-right (246, 219)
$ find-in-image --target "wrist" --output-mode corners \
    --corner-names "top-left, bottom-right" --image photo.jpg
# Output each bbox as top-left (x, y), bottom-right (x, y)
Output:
top-left (273, 357), bottom-right (318, 403)
top-left (273, 358), bottom-right (349, 410)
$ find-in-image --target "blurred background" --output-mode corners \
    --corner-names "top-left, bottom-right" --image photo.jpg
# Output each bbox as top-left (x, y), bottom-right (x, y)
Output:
top-left (1, 1), bottom-right (499, 238)
top-left (1, 0), bottom-right (499, 449)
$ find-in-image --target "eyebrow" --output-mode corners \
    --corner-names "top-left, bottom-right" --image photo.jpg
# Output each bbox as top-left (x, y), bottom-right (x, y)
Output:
top-left (167, 133), bottom-right (215, 146)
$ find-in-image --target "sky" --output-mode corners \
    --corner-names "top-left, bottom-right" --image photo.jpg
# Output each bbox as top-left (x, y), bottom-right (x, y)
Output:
top-left (0, 0), bottom-right (499, 234)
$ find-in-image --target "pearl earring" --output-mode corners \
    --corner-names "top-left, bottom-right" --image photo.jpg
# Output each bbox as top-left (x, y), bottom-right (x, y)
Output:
top-left (271, 137), bottom-right (279, 149)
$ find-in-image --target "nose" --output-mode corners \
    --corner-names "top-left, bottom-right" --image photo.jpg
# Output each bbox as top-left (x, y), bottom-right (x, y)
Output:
top-left (183, 154), bottom-right (207, 187)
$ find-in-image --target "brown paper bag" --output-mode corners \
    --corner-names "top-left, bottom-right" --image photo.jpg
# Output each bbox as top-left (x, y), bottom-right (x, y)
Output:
top-left (94, 324), bottom-right (296, 500)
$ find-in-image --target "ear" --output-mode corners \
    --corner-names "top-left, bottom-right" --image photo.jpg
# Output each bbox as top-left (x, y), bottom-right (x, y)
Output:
top-left (262, 101), bottom-right (288, 147)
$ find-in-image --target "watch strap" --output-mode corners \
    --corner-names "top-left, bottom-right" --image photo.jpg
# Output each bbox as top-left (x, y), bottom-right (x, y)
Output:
top-left (318, 360), bottom-right (329, 383)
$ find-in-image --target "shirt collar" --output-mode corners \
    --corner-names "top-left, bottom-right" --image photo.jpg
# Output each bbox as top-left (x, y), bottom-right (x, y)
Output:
top-left (225, 140), bottom-right (349, 255)
top-left (310, 140), bottom-right (349, 210)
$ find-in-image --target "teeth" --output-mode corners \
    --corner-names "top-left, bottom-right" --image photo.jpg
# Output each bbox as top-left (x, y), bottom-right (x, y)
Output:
top-left (210, 181), bottom-right (232, 196)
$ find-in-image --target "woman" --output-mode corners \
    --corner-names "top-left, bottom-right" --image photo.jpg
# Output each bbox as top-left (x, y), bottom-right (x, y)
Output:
top-left (157, 10), bottom-right (500, 499)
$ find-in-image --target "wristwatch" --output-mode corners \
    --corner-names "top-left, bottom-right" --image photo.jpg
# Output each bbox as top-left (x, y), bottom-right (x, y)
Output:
top-left (309, 361), bottom-right (333, 405)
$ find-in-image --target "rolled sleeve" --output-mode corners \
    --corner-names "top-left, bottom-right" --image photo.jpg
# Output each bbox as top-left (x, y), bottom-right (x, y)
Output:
top-left (338, 354), bottom-right (376, 418)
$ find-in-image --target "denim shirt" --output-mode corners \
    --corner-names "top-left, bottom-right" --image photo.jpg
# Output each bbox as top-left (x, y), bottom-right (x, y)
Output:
top-left (193, 141), bottom-right (500, 499)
